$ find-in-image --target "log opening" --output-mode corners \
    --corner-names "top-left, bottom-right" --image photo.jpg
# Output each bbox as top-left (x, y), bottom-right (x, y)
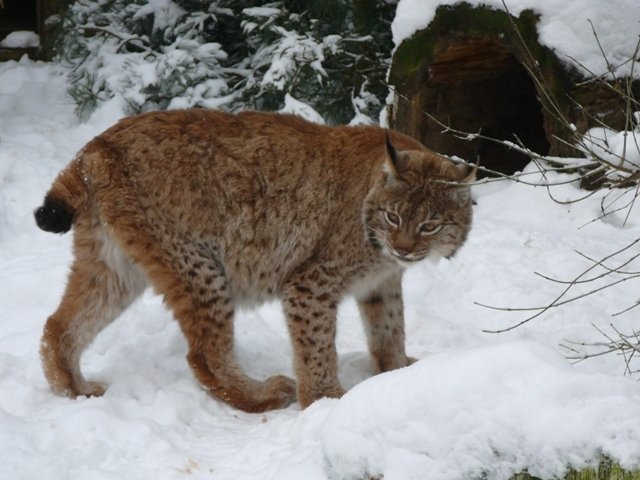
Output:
top-left (0, 0), bottom-right (37, 38)
top-left (422, 36), bottom-right (550, 175)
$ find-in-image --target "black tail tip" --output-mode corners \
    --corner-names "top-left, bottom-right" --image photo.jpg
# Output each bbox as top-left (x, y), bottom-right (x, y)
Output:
top-left (34, 196), bottom-right (73, 234)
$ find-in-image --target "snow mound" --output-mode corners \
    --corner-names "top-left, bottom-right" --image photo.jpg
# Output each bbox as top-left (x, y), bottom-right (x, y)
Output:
top-left (0, 31), bottom-right (40, 49)
top-left (321, 341), bottom-right (640, 480)
top-left (392, 0), bottom-right (640, 79)
top-left (581, 126), bottom-right (640, 172)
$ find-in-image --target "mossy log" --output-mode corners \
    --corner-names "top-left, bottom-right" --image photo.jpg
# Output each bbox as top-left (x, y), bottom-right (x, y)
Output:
top-left (366, 457), bottom-right (640, 480)
top-left (513, 457), bottom-right (640, 480)
top-left (387, 2), bottom-right (640, 175)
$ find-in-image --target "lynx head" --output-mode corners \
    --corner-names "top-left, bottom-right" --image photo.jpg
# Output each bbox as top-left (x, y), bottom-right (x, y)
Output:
top-left (363, 135), bottom-right (475, 267)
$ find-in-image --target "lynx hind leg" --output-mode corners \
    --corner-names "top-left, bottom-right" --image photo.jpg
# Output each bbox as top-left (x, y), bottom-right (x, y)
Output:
top-left (154, 248), bottom-right (296, 412)
top-left (95, 196), bottom-right (295, 412)
top-left (357, 272), bottom-right (415, 373)
top-left (41, 223), bottom-right (146, 398)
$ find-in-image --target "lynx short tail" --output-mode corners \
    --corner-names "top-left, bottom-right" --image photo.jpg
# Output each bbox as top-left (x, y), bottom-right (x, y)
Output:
top-left (34, 196), bottom-right (74, 233)
top-left (34, 155), bottom-right (89, 234)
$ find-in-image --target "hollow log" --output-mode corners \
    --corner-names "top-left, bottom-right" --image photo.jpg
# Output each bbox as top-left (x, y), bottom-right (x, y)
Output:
top-left (387, 3), bottom-right (640, 175)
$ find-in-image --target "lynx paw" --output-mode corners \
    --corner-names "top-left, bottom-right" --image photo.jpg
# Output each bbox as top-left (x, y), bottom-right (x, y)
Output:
top-left (233, 374), bottom-right (297, 413)
top-left (298, 384), bottom-right (346, 409)
top-left (44, 364), bottom-right (107, 399)
top-left (75, 381), bottom-right (107, 398)
top-left (377, 354), bottom-right (417, 373)
top-left (54, 380), bottom-right (106, 399)
top-left (263, 375), bottom-right (297, 408)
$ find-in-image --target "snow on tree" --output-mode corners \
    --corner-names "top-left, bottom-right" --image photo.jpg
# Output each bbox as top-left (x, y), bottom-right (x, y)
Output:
top-left (54, 0), bottom-right (398, 124)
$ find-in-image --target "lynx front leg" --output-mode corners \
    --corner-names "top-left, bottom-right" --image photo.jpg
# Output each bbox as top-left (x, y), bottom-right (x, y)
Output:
top-left (283, 281), bottom-right (345, 408)
top-left (165, 260), bottom-right (296, 413)
top-left (357, 272), bottom-right (414, 373)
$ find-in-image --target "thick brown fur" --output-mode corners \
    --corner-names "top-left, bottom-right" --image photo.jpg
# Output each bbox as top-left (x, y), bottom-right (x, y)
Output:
top-left (36, 110), bottom-right (474, 412)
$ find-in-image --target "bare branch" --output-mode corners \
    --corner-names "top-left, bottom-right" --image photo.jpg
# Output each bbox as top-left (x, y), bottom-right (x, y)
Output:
top-left (480, 238), bottom-right (640, 333)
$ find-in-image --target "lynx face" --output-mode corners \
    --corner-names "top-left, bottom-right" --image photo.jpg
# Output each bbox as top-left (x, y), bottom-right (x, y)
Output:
top-left (364, 140), bottom-right (474, 267)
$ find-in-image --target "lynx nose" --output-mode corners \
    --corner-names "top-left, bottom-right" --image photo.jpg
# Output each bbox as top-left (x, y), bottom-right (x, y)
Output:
top-left (394, 246), bottom-right (412, 257)
top-left (392, 233), bottom-right (416, 258)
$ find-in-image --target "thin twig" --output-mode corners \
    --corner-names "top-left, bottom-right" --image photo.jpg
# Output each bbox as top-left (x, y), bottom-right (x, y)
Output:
top-left (480, 238), bottom-right (640, 333)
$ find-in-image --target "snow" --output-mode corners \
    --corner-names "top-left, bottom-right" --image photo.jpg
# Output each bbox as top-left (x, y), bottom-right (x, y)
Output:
top-left (0, 31), bottom-right (40, 49)
top-left (279, 93), bottom-right (325, 124)
top-left (242, 7), bottom-right (282, 18)
top-left (259, 26), bottom-right (328, 90)
top-left (2, 57), bottom-right (640, 479)
top-left (133, 0), bottom-right (186, 33)
top-left (581, 126), bottom-right (640, 172)
top-left (322, 342), bottom-right (640, 480)
top-left (392, 0), bottom-right (640, 78)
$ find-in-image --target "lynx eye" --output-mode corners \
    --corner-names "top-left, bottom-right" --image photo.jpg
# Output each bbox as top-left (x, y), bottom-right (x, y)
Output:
top-left (382, 210), bottom-right (401, 227)
top-left (418, 221), bottom-right (443, 235)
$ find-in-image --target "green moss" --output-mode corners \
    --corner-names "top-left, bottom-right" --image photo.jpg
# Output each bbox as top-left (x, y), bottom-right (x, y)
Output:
top-left (512, 457), bottom-right (640, 480)
top-left (389, 2), bottom-right (566, 89)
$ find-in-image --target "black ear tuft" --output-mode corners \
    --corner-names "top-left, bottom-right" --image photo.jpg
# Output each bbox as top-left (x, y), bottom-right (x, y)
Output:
top-left (385, 132), bottom-right (398, 169)
top-left (384, 132), bottom-right (403, 180)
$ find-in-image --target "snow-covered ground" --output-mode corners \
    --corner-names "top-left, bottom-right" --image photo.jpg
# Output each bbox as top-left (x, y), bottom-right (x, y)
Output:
top-left (2, 57), bottom-right (640, 480)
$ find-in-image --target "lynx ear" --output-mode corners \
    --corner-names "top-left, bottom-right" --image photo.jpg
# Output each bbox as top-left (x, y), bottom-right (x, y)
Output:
top-left (384, 133), bottom-right (401, 180)
top-left (455, 158), bottom-right (478, 184)
top-left (451, 158), bottom-right (476, 204)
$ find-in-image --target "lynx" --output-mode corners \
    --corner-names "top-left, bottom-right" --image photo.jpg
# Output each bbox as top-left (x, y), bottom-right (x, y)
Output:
top-left (35, 110), bottom-right (474, 412)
